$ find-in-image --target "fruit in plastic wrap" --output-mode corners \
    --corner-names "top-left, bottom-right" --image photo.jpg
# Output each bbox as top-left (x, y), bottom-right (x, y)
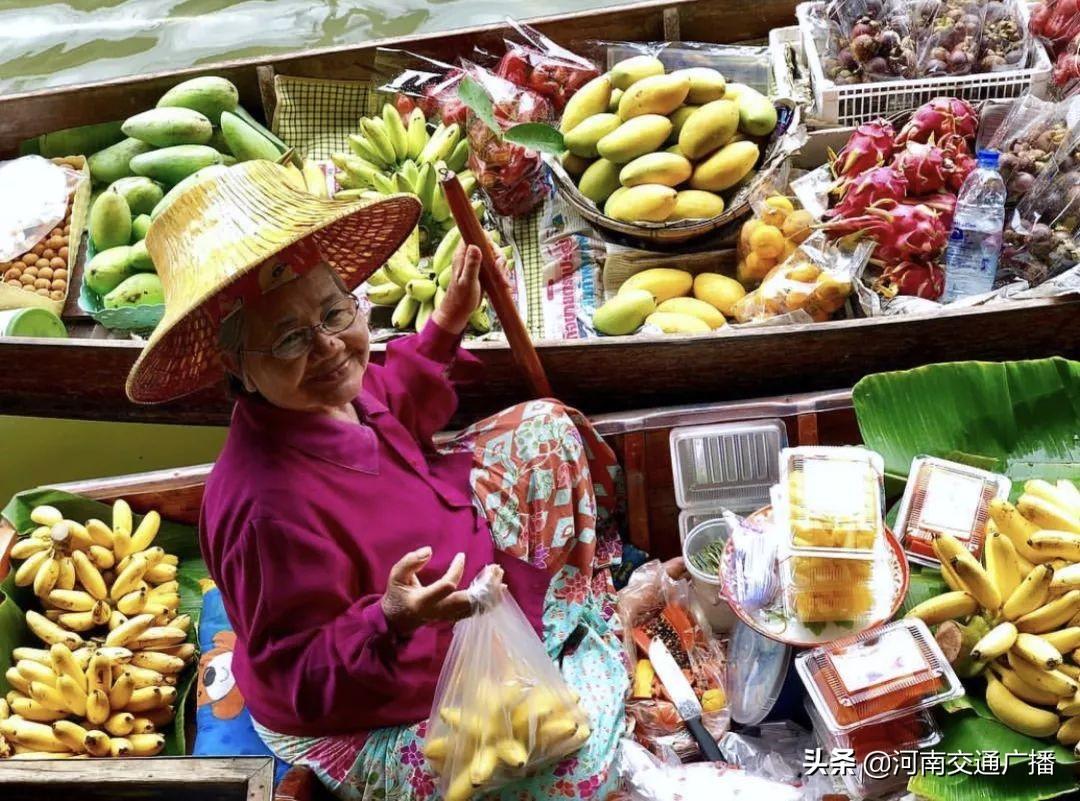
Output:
top-left (786, 555), bottom-right (876, 623)
top-left (783, 447), bottom-right (883, 554)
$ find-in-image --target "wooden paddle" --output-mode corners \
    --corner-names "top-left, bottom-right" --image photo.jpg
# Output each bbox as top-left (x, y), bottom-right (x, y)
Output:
top-left (440, 169), bottom-right (552, 398)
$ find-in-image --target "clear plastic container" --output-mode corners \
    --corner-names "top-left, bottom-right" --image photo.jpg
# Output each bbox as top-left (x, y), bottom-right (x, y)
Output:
top-left (682, 518), bottom-right (737, 632)
top-left (780, 446), bottom-right (885, 560)
top-left (795, 619), bottom-right (965, 733)
top-left (894, 456), bottom-right (1011, 567)
top-left (727, 620), bottom-right (792, 725)
top-left (782, 554), bottom-right (878, 625)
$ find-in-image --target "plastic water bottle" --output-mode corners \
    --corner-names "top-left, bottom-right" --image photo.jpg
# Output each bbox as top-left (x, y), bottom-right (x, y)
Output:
top-left (942, 149), bottom-right (1006, 302)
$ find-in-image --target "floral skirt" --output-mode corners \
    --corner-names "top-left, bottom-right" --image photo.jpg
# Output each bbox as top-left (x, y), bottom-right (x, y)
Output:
top-left (255, 399), bottom-right (630, 800)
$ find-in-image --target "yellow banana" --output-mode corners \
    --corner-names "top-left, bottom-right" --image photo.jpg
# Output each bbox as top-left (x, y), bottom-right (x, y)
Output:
top-left (382, 104), bottom-right (409, 162)
top-left (111, 554), bottom-right (149, 601)
top-left (1003, 565), bottom-right (1053, 620)
top-left (990, 499), bottom-right (1047, 563)
top-left (1013, 633), bottom-right (1063, 670)
top-left (109, 736), bottom-right (133, 757)
top-left (14, 550), bottom-right (51, 588)
top-left (16, 659), bottom-right (57, 687)
top-left (986, 674), bottom-right (1061, 737)
top-left (87, 654), bottom-right (113, 695)
top-left (126, 686), bottom-right (176, 712)
top-left (32, 555), bottom-right (60, 598)
top-left (0, 699), bottom-right (9, 721)
top-left (10, 537), bottom-right (50, 560)
top-left (130, 511), bottom-right (161, 552)
top-left (92, 600), bottom-right (112, 626)
top-left (445, 770), bottom-right (474, 801)
top-left (5, 668), bottom-right (31, 696)
top-left (105, 613), bottom-right (154, 648)
top-left (494, 738), bottom-right (528, 767)
top-left (1007, 651), bottom-right (1078, 697)
top-left (52, 720), bottom-right (90, 754)
top-left (126, 626), bottom-right (187, 651)
top-left (50, 644), bottom-right (85, 690)
top-left (1058, 715), bottom-right (1080, 745)
top-left (158, 643), bottom-right (196, 663)
top-left (104, 712), bottom-right (135, 737)
top-left (47, 589), bottom-right (95, 613)
top-left (538, 715), bottom-right (578, 745)
top-left (95, 647), bottom-right (133, 665)
top-left (72, 550), bottom-right (108, 600)
top-left (144, 563), bottom-right (177, 584)
top-left (57, 676), bottom-right (87, 717)
top-left (140, 705), bottom-right (175, 727)
top-left (86, 689), bottom-right (110, 726)
top-left (951, 557), bottom-right (1001, 613)
top-left (120, 667), bottom-right (168, 691)
top-left (85, 519), bottom-right (114, 548)
top-left (30, 505), bottom-right (63, 526)
top-left (83, 729), bottom-right (111, 757)
top-left (57, 610), bottom-right (98, 632)
top-left (1025, 480), bottom-right (1079, 518)
top-left (71, 647), bottom-right (93, 670)
top-left (1052, 563), bottom-right (1080, 591)
top-left (87, 545), bottom-right (115, 570)
top-left (118, 546), bottom-right (164, 573)
top-left (1029, 531), bottom-right (1080, 561)
top-left (128, 655), bottom-right (183, 680)
top-left (29, 681), bottom-right (69, 713)
top-left (25, 610), bottom-right (82, 649)
top-left (14, 647), bottom-right (51, 666)
top-left (932, 532), bottom-right (972, 565)
top-left (117, 588), bottom-right (148, 616)
top-left (109, 674), bottom-right (135, 709)
top-left (130, 717), bottom-right (156, 734)
top-left (1016, 590), bottom-right (1080, 634)
top-left (56, 521), bottom-right (92, 552)
top-left (469, 745), bottom-right (498, 786)
top-left (10, 697), bottom-right (66, 722)
top-left (109, 610), bottom-right (129, 631)
top-left (971, 622), bottom-right (1018, 662)
top-left (148, 580), bottom-right (179, 598)
top-left (1056, 481), bottom-right (1080, 518)
top-left (112, 499), bottom-right (133, 537)
top-left (112, 528), bottom-right (133, 561)
top-left (128, 732), bottom-right (165, 756)
top-left (905, 591), bottom-right (978, 625)
top-left (1019, 495), bottom-right (1080, 534)
top-left (0, 717), bottom-right (70, 752)
top-left (992, 663), bottom-right (1061, 706)
top-left (1043, 628), bottom-right (1080, 653)
top-left (1059, 689), bottom-right (1080, 716)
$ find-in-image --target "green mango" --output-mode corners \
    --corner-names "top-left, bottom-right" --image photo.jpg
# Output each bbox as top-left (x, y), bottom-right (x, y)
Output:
top-left (39, 121), bottom-right (124, 158)
top-left (130, 145), bottom-right (223, 186)
top-left (122, 107), bottom-right (213, 147)
top-left (87, 137), bottom-right (154, 185)
top-left (104, 273), bottom-right (164, 308)
top-left (109, 177), bottom-right (164, 217)
top-left (84, 246), bottom-right (133, 296)
top-left (156, 76), bottom-right (239, 122)
top-left (89, 191), bottom-right (132, 250)
top-left (131, 214), bottom-right (152, 242)
top-left (128, 240), bottom-right (155, 273)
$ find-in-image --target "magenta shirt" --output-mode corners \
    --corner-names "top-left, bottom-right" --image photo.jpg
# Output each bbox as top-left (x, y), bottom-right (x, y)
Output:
top-left (199, 321), bottom-right (548, 737)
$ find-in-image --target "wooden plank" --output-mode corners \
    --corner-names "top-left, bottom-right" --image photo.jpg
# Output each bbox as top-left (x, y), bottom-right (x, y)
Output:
top-left (0, 296), bottom-right (1076, 426)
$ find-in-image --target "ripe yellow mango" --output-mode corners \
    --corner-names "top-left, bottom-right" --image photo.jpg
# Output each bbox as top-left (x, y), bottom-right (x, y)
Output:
top-left (608, 88), bottom-right (623, 113)
top-left (593, 288), bottom-right (656, 335)
top-left (578, 159), bottom-right (622, 204)
top-left (603, 186), bottom-right (629, 216)
top-left (621, 267), bottom-right (693, 302)
top-left (690, 140), bottom-right (760, 192)
top-left (732, 84), bottom-right (778, 136)
top-left (619, 152), bottom-right (692, 188)
top-left (610, 55), bottom-right (665, 90)
top-left (560, 152), bottom-right (592, 177)
top-left (560, 75), bottom-right (613, 133)
top-left (669, 189), bottom-right (725, 221)
top-left (672, 67), bottom-right (727, 104)
top-left (645, 311), bottom-right (711, 334)
top-left (604, 184), bottom-right (678, 223)
top-left (694, 272), bottom-right (747, 316)
top-left (656, 297), bottom-right (726, 328)
top-left (678, 99), bottom-right (739, 160)
top-left (597, 115), bottom-right (672, 164)
top-left (618, 74), bottom-right (691, 120)
top-left (668, 106), bottom-right (699, 143)
top-left (564, 113), bottom-right (621, 158)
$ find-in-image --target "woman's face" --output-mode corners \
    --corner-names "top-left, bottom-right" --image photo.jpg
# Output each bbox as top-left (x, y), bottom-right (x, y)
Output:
top-left (237, 264), bottom-right (369, 413)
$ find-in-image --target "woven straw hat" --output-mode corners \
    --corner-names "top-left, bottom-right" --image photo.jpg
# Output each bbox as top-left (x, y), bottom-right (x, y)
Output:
top-left (125, 160), bottom-right (421, 404)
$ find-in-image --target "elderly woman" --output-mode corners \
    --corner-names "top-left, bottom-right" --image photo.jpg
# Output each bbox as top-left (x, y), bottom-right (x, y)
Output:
top-left (126, 162), bottom-right (628, 800)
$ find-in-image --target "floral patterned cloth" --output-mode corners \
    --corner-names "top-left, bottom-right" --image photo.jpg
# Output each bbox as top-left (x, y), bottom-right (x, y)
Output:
top-left (255, 400), bottom-right (629, 800)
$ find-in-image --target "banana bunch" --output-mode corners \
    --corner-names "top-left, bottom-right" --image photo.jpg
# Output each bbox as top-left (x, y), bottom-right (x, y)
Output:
top-left (906, 480), bottom-right (1080, 748)
top-left (425, 680), bottom-right (589, 801)
top-left (366, 225), bottom-right (512, 336)
top-left (1, 500), bottom-right (194, 759)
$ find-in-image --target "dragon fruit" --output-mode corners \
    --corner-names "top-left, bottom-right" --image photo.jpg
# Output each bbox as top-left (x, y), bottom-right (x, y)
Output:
top-left (920, 192), bottom-right (958, 229)
top-left (830, 119), bottom-right (896, 179)
top-left (875, 259), bottom-right (946, 299)
top-left (824, 199), bottom-right (949, 265)
top-left (895, 97), bottom-right (979, 147)
top-left (946, 147), bottom-right (977, 193)
top-left (893, 141), bottom-right (948, 195)
top-left (828, 166), bottom-right (909, 218)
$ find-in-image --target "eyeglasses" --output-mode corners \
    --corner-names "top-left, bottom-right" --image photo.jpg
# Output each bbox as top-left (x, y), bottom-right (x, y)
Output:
top-left (241, 294), bottom-right (363, 360)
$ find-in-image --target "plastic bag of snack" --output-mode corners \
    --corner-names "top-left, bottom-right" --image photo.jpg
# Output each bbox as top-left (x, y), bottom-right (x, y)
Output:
top-left (734, 232), bottom-right (872, 322)
top-left (988, 94), bottom-right (1079, 203)
top-left (463, 64), bottom-right (554, 217)
top-left (424, 566), bottom-right (590, 800)
top-left (616, 560), bottom-right (729, 761)
top-left (979, 0), bottom-right (1032, 73)
top-left (375, 48), bottom-right (468, 126)
top-left (915, 0), bottom-right (987, 79)
top-left (488, 19), bottom-right (600, 111)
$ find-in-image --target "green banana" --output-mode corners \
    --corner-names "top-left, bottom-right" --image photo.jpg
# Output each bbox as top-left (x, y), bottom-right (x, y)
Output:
top-left (418, 123), bottom-right (461, 165)
top-left (471, 198), bottom-right (486, 221)
top-left (405, 278), bottom-right (437, 302)
top-left (360, 118), bottom-right (397, 166)
top-left (348, 134), bottom-right (391, 169)
top-left (368, 268), bottom-right (393, 286)
top-left (406, 108), bottom-right (429, 160)
top-left (333, 188), bottom-right (372, 201)
top-left (416, 299), bottom-right (435, 332)
top-left (371, 172), bottom-right (398, 195)
top-left (417, 163), bottom-right (437, 213)
top-left (391, 295), bottom-right (419, 329)
top-left (434, 286), bottom-right (447, 307)
top-left (431, 184), bottom-right (452, 222)
top-left (367, 282), bottom-right (406, 306)
top-left (458, 170), bottom-right (477, 198)
top-left (382, 105), bottom-right (410, 162)
top-left (438, 266), bottom-right (452, 291)
top-left (399, 160), bottom-right (420, 191)
top-left (468, 300), bottom-right (492, 333)
top-left (433, 228), bottom-right (462, 275)
top-left (446, 139), bottom-right (470, 173)
top-left (501, 245), bottom-right (514, 266)
top-left (394, 172), bottom-right (415, 195)
top-left (383, 252), bottom-right (425, 286)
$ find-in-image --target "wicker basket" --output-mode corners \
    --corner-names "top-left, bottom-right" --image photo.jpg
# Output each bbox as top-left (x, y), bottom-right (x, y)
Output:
top-left (547, 99), bottom-right (804, 252)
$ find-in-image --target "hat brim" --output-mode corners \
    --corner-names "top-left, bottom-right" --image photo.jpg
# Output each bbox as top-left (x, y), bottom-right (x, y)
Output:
top-left (125, 168), bottom-right (421, 404)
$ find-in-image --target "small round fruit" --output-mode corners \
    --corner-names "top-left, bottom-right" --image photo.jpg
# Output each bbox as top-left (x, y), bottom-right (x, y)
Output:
top-left (782, 240), bottom-right (798, 260)
top-left (761, 196), bottom-right (794, 227)
top-left (749, 225), bottom-right (785, 259)
top-left (782, 210), bottom-right (815, 244)
top-left (740, 218), bottom-right (763, 246)
top-left (744, 252), bottom-right (777, 281)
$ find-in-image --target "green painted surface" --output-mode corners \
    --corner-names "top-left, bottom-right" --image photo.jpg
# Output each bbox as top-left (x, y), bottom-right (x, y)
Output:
top-left (0, 414), bottom-right (227, 505)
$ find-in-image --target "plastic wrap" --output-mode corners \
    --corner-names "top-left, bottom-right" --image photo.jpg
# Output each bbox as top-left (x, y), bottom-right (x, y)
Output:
top-left (1029, 0), bottom-right (1080, 60)
top-left (980, 0), bottom-right (1032, 72)
top-left (424, 566), bottom-right (590, 799)
top-left (616, 560), bottom-right (730, 761)
top-left (490, 19), bottom-right (600, 111)
top-left (0, 156), bottom-right (80, 264)
top-left (733, 232), bottom-right (872, 323)
top-left (815, 0), bottom-right (920, 83)
top-left (915, 0), bottom-right (988, 79)
top-left (1055, 33), bottom-right (1080, 96)
top-left (375, 49), bottom-right (468, 126)
top-left (987, 94), bottom-right (1079, 203)
top-left (463, 65), bottom-right (553, 218)
top-left (588, 40), bottom-right (774, 92)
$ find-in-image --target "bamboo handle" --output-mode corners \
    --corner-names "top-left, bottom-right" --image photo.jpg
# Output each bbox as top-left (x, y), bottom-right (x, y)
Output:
top-left (439, 170), bottom-right (552, 398)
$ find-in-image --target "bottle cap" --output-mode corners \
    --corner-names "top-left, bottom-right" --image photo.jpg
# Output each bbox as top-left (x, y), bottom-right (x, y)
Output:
top-left (977, 149), bottom-right (1000, 168)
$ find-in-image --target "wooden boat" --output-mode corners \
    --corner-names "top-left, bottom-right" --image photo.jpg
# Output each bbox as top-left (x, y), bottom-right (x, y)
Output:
top-left (0, 0), bottom-right (1077, 429)
top-left (0, 385), bottom-right (858, 797)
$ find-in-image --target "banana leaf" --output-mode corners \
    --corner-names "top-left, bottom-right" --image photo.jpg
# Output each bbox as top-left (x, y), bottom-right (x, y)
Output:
top-left (1, 487), bottom-right (207, 755)
top-left (853, 358), bottom-right (1080, 492)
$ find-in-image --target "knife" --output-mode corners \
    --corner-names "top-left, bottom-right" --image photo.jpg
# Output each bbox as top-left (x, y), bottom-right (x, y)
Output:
top-left (648, 637), bottom-right (723, 762)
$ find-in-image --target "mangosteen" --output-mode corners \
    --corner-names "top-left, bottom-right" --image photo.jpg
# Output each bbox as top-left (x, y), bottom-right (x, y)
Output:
top-left (866, 56), bottom-right (890, 74)
top-left (852, 33), bottom-right (877, 61)
top-left (839, 47), bottom-right (858, 69)
top-left (925, 58), bottom-right (948, 73)
top-left (852, 22), bottom-right (875, 38)
top-left (950, 49), bottom-right (971, 68)
top-left (1009, 172), bottom-right (1035, 196)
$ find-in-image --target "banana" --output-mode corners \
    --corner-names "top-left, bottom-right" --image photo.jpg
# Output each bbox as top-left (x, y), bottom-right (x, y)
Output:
top-left (112, 528), bottom-right (133, 561)
top-left (905, 591), bottom-right (978, 625)
top-left (986, 674), bottom-right (1061, 737)
top-left (87, 545), bottom-right (115, 570)
top-left (111, 554), bottom-right (149, 601)
top-left (17, 658), bottom-right (57, 686)
top-left (109, 610), bottom-right (129, 631)
top-left (50, 644), bottom-right (85, 690)
top-left (1059, 689), bottom-right (1080, 716)
top-left (130, 717), bottom-right (156, 734)
top-left (86, 689), bottom-right (110, 726)
top-left (55, 557), bottom-right (76, 591)
top-left (371, 171), bottom-right (398, 195)
top-left (129, 510), bottom-right (161, 553)
top-left (1029, 531), bottom-right (1080, 561)
top-left (1003, 565), bottom-right (1053, 620)
top-left (347, 134), bottom-right (391, 169)
top-left (113, 499), bottom-right (133, 538)
top-left (14, 550), bottom-right (51, 588)
top-left (95, 647), bottom-right (133, 665)
top-left (985, 530), bottom-right (1023, 599)
top-left (110, 674), bottom-right (135, 709)
top-left (383, 254), bottom-right (425, 287)
top-left (126, 686), bottom-right (176, 712)
top-left (421, 735), bottom-right (448, 762)
top-left (5, 669), bottom-right (31, 696)
top-left (469, 745), bottom-right (498, 786)
top-left (30, 681), bottom-right (69, 713)
top-left (1056, 481), bottom-right (1080, 518)
top-left (405, 278), bottom-right (437, 302)
top-left (1043, 627), bottom-right (1080, 653)
top-left (71, 550), bottom-right (108, 600)
top-left (14, 648), bottom-right (51, 666)
top-left (10, 697), bottom-right (66, 722)
top-left (158, 643), bottom-right (196, 662)
top-left (145, 563), bottom-right (177, 584)
top-left (392, 295), bottom-right (419, 330)
top-left (393, 170), bottom-right (416, 196)
top-left (991, 498), bottom-right (1046, 563)
top-left (130, 651), bottom-right (185, 675)
top-left (122, 665), bottom-right (167, 690)
top-left (140, 705), bottom-right (175, 727)
top-left (416, 300), bottom-right (435, 332)
top-left (32, 555), bottom-right (60, 598)
top-left (468, 301), bottom-right (492, 334)
top-left (117, 588), bottom-right (148, 617)
top-left (430, 183), bottom-right (451, 222)
top-left (1016, 590), bottom-right (1080, 634)
top-left (383, 105), bottom-right (409, 162)
top-left (419, 123), bottom-right (461, 165)
top-left (1014, 632), bottom-right (1064, 670)
top-left (360, 118), bottom-right (398, 167)
top-left (128, 732), bottom-right (166, 756)
top-left (434, 287), bottom-right (446, 308)
top-left (432, 227), bottom-right (462, 276)
top-left (367, 282), bottom-right (406, 306)
top-left (57, 611), bottom-right (98, 632)
top-left (0, 717), bottom-right (70, 752)
top-left (1025, 480), bottom-right (1080, 519)
top-left (92, 600), bottom-right (112, 626)
top-left (406, 108), bottom-right (429, 160)
top-left (55, 521), bottom-right (92, 551)
top-left (538, 715), bottom-right (578, 745)
top-left (126, 626), bottom-right (187, 650)
top-left (951, 557), bottom-right (1001, 613)
top-left (30, 505), bottom-right (63, 526)
top-left (149, 580), bottom-right (179, 599)
top-left (52, 720), bottom-right (89, 754)
top-left (1059, 715), bottom-right (1080, 745)
top-left (993, 663), bottom-right (1061, 705)
top-left (85, 519), bottom-right (114, 548)
top-left (1007, 651), bottom-right (1078, 697)
top-left (83, 729), bottom-right (111, 757)
top-left (104, 711), bottom-right (135, 737)
top-left (416, 161), bottom-right (438, 213)
top-left (57, 676), bottom-right (87, 717)
top-left (109, 736), bottom-right (133, 757)
top-left (87, 654), bottom-right (113, 694)
top-left (494, 737), bottom-right (529, 767)
top-left (46, 589), bottom-right (95, 613)
top-left (1052, 563), bottom-right (1080, 591)
top-left (932, 532), bottom-right (971, 565)
top-left (10, 537), bottom-right (49, 560)
top-left (446, 138), bottom-right (470, 173)
top-left (25, 610), bottom-right (82, 649)
top-left (1019, 495), bottom-right (1080, 534)
top-left (972, 622), bottom-right (1018, 662)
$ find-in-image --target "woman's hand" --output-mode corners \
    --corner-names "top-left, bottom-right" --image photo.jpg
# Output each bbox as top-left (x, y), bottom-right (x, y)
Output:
top-left (381, 547), bottom-right (500, 634)
top-left (430, 242), bottom-right (506, 336)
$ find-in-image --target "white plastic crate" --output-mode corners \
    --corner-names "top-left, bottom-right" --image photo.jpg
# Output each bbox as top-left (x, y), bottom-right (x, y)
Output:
top-left (795, 1), bottom-right (1053, 127)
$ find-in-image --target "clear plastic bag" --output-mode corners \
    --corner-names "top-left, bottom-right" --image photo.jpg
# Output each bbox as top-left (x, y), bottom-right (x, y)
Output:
top-left (733, 232), bottom-right (872, 322)
top-left (1029, 0), bottom-right (1080, 60)
top-left (587, 40), bottom-right (774, 93)
top-left (987, 94), bottom-right (1078, 203)
top-left (1054, 33), bottom-right (1080, 97)
top-left (374, 48), bottom-right (468, 126)
top-left (0, 156), bottom-right (80, 264)
top-left (815, 0), bottom-right (919, 84)
top-left (490, 19), bottom-right (600, 112)
top-left (424, 566), bottom-right (590, 800)
top-left (979, 0), bottom-right (1032, 73)
top-left (915, 0), bottom-right (988, 78)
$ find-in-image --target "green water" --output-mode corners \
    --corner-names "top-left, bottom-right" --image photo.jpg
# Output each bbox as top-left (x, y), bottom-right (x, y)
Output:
top-left (0, 0), bottom-right (617, 95)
